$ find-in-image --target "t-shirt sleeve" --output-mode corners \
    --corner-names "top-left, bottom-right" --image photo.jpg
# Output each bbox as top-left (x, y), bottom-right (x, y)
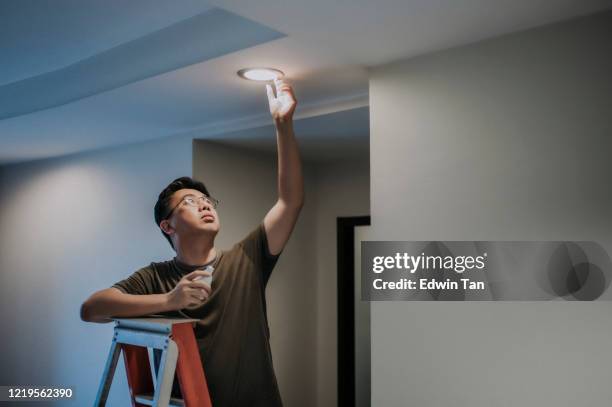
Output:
top-left (238, 222), bottom-right (282, 286)
top-left (111, 266), bottom-right (156, 295)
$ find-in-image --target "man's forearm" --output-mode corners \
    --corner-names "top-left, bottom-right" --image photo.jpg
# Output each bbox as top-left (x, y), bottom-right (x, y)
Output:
top-left (81, 289), bottom-right (171, 323)
top-left (275, 120), bottom-right (304, 207)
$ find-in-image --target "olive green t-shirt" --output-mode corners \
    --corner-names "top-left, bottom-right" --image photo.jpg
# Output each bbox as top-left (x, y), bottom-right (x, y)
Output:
top-left (111, 223), bottom-right (283, 407)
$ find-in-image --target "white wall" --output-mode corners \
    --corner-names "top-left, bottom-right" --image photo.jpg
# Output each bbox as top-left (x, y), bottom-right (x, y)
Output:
top-left (194, 141), bottom-right (371, 407)
top-left (313, 160), bottom-right (370, 407)
top-left (369, 11), bottom-right (612, 407)
top-left (0, 126), bottom-right (369, 407)
top-left (193, 140), bottom-right (320, 407)
top-left (0, 135), bottom-right (193, 406)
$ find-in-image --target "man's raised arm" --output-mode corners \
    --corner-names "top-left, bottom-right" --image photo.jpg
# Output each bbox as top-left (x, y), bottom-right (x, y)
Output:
top-left (263, 79), bottom-right (304, 255)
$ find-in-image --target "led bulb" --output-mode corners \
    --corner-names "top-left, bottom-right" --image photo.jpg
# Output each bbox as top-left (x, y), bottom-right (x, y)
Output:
top-left (237, 68), bottom-right (284, 81)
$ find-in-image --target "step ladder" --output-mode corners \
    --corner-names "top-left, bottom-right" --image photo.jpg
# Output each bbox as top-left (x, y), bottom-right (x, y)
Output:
top-left (94, 317), bottom-right (213, 407)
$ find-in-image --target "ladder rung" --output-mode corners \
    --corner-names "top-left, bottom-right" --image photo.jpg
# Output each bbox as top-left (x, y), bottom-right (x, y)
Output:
top-left (134, 392), bottom-right (185, 407)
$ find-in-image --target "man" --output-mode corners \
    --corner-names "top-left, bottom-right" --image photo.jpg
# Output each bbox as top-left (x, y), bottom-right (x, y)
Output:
top-left (80, 79), bottom-right (303, 407)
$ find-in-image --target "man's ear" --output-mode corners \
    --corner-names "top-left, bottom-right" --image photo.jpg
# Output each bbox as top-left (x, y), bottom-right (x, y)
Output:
top-left (159, 220), bottom-right (175, 236)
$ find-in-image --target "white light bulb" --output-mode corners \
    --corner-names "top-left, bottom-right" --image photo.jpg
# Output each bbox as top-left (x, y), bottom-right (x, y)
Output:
top-left (237, 68), bottom-right (284, 81)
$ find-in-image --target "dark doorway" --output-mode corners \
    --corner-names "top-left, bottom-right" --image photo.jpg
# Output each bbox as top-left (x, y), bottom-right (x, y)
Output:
top-left (337, 216), bottom-right (371, 407)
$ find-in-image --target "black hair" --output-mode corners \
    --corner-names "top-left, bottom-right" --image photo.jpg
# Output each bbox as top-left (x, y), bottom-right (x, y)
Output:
top-left (154, 176), bottom-right (211, 249)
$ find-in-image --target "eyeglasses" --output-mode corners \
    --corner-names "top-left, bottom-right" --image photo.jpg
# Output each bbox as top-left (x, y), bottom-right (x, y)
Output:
top-left (164, 194), bottom-right (219, 220)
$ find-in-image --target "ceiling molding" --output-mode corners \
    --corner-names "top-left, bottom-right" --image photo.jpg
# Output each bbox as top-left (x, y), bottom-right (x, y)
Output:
top-left (0, 8), bottom-right (284, 120)
top-left (188, 92), bottom-right (369, 140)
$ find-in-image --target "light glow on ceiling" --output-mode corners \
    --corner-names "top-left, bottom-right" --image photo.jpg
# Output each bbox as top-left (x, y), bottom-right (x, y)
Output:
top-left (237, 67), bottom-right (284, 81)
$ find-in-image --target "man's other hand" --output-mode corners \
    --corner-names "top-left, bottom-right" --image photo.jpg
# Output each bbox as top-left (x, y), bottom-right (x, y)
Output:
top-left (166, 269), bottom-right (212, 311)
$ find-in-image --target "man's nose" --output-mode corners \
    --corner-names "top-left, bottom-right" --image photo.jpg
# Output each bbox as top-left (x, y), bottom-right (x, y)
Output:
top-left (199, 199), bottom-right (211, 211)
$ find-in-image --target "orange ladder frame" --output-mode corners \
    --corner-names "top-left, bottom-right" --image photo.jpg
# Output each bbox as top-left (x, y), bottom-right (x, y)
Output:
top-left (94, 317), bottom-right (212, 407)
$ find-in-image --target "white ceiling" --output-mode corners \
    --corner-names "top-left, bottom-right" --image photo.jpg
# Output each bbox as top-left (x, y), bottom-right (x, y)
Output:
top-left (204, 106), bottom-right (370, 164)
top-left (0, 0), bottom-right (610, 165)
top-left (0, 0), bottom-right (214, 85)
top-left (217, 0), bottom-right (612, 67)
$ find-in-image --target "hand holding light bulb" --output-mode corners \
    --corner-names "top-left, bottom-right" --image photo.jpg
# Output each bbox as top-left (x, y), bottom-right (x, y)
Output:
top-left (266, 78), bottom-right (297, 124)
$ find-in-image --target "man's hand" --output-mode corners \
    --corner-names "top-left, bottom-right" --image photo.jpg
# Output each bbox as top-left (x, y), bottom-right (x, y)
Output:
top-left (266, 79), bottom-right (297, 124)
top-left (166, 269), bottom-right (212, 311)
top-left (263, 78), bottom-right (303, 255)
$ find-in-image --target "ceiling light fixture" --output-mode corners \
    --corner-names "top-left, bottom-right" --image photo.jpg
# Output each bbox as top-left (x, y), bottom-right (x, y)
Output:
top-left (237, 67), bottom-right (284, 81)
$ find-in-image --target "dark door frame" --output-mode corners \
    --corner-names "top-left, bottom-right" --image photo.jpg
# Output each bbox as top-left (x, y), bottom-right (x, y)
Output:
top-left (337, 215), bottom-right (371, 407)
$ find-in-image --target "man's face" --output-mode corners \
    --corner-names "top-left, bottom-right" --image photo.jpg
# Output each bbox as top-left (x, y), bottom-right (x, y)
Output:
top-left (160, 188), bottom-right (220, 242)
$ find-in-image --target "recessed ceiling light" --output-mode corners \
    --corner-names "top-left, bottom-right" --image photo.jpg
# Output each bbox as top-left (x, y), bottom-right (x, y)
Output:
top-left (237, 67), bottom-right (284, 81)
